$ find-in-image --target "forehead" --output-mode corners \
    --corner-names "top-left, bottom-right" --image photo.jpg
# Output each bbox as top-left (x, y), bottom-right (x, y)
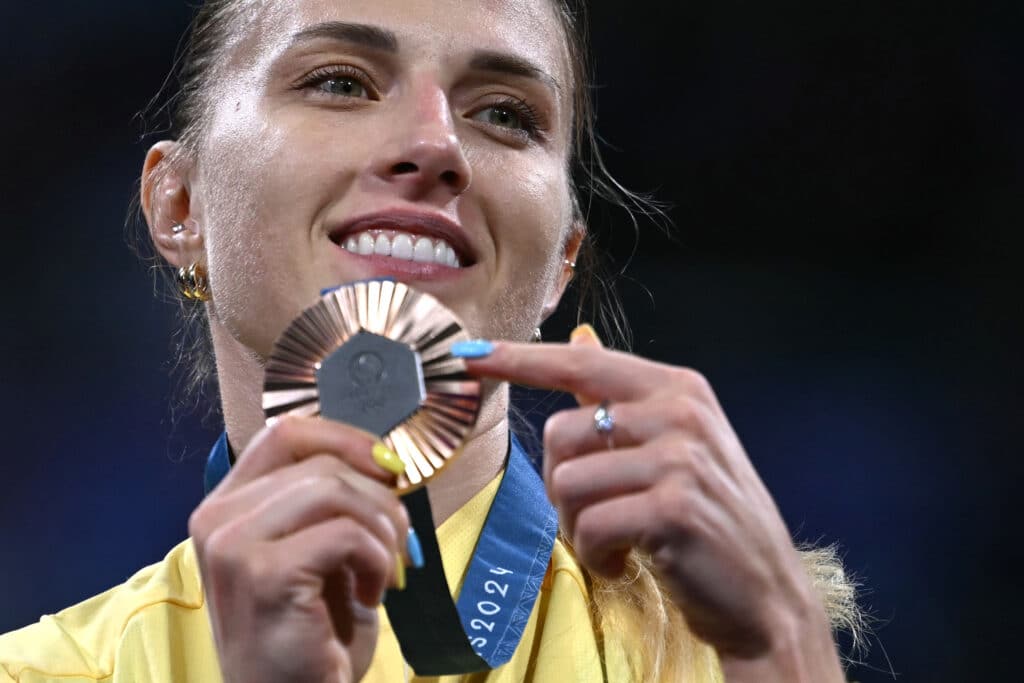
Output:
top-left (237, 0), bottom-right (569, 83)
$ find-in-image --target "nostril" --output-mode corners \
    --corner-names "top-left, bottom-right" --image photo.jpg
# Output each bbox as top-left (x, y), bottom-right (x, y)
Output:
top-left (440, 170), bottom-right (460, 186)
top-left (392, 161), bottom-right (418, 175)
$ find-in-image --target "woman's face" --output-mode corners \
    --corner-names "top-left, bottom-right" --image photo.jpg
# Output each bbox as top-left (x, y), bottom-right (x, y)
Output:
top-left (181, 0), bottom-right (577, 358)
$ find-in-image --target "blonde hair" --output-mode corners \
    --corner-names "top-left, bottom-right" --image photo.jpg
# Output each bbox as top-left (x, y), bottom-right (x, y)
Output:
top-left (567, 538), bottom-right (863, 681)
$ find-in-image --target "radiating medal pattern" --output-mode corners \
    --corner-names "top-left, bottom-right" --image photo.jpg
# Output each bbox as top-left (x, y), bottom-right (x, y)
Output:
top-left (263, 279), bottom-right (481, 492)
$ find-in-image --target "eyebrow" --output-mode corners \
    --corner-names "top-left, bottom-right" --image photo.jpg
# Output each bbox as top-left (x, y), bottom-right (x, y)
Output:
top-left (288, 23), bottom-right (559, 95)
top-left (468, 50), bottom-right (561, 95)
top-left (290, 21), bottom-right (399, 52)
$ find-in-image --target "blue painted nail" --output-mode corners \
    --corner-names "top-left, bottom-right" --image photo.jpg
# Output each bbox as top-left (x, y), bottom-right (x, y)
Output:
top-left (450, 340), bottom-right (494, 359)
top-left (321, 278), bottom-right (395, 297)
top-left (407, 528), bottom-right (425, 569)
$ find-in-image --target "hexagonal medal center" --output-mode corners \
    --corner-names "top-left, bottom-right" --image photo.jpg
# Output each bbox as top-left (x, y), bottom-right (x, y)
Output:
top-left (316, 331), bottom-right (426, 436)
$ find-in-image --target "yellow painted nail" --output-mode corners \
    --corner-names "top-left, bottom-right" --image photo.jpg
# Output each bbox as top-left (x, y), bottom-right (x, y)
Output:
top-left (570, 323), bottom-right (603, 347)
top-left (372, 442), bottom-right (405, 476)
top-left (394, 554), bottom-right (407, 591)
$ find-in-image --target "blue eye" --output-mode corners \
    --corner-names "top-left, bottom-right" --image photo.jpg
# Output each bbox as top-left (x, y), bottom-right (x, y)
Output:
top-left (474, 105), bottom-right (524, 130)
top-left (319, 77), bottom-right (369, 99)
top-left (470, 99), bottom-right (544, 141)
top-left (298, 65), bottom-right (376, 100)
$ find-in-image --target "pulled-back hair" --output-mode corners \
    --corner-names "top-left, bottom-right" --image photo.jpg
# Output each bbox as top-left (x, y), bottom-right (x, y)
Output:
top-left (136, 1), bottom-right (864, 679)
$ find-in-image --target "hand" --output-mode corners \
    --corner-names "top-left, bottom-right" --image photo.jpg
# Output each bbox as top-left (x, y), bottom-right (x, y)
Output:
top-left (188, 416), bottom-right (412, 683)
top-left (458, 334), bottom-right (845, 681)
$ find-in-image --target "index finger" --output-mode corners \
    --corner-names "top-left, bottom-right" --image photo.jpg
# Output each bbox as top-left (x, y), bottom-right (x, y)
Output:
top-left (459, 341), bottom-right (663, 402)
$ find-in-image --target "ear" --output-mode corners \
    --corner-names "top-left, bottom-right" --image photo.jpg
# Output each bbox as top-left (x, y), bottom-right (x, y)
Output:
top-left (141, 140), bottom-right (204, 268)
top-left (539, 221), bottom-right (585, 322)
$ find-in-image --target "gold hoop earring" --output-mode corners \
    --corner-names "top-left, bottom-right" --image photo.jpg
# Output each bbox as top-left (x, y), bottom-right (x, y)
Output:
top-left (177, 262), bottom-right (211, 302)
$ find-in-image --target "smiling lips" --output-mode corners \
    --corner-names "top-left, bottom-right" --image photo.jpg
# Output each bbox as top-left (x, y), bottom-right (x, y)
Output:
top-left (329, 211), bottom-right (473, 272)
top-left (341, 229), bottom-right (461, 268)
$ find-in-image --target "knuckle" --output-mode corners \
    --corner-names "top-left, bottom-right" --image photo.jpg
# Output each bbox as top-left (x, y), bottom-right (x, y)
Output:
top-left (315, 475), bottom-right (364, 518)
top-left (543, 411), bottom-right (574, 456)
top-left (661, 441), bottom-right (695, 475)
top-left (188, 504), bottom-right (213, 541)
top-left (656, 481), bottom-right (698, 536)
top-left (203, 527), bottom-right (247, 574)
top-left (374, 512), bottom-right (400, 548)
top-left (327, 472), bottom-right (355, 496)
top-left (572, 510), bottom-right (603, 564)
top-left (573, 505), bottom-right (602, 543)
top-left (548, 464), bottom-right (575, 508)
top-left (669, 397), bottom-right (713, 439)
top-left (265, 414), bottom-right (301, 448)
top-left (333, 518), bottom-right (388, 567)
top-left (554, 347), bottom-right (588, 385)
top-left (307, 453), bottom-right (342, 475)
top-left (387, 497), bottom-right (410, 531)
top-left (364, 531), bottom-right (393, 576)
top-left (674, 367), bottom-right (712, 398)
top-left (667, 397), bottom-right (698, 430)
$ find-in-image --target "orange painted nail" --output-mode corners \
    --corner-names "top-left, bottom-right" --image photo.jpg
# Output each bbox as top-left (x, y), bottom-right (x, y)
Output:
top-left (570, 323), bottom-right (603, 347)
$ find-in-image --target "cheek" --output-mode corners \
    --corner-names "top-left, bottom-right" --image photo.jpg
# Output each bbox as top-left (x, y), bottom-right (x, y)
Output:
top-left (194, 109), bottom-right (329, 356)
top-left (492, 158), bottom-right (568, 268)
top-left (473, 153), bottom-right (571, 336)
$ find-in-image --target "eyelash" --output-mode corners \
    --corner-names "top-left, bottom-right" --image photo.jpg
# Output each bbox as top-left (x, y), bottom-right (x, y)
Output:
top-left (295, 64), bottom-right (379, 99)
top-left (295, 66), bottom-right (547, 142)
top-left (479, 97), bottom-right (546, 142)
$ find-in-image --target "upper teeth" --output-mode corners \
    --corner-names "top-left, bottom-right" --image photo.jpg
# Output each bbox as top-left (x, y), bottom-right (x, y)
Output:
top-left (342, 230), bottom-right (461, 268)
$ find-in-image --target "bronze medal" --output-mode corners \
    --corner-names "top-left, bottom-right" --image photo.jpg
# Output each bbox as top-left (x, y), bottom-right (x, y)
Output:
top-left (263, 279), bottom-right (482, 492)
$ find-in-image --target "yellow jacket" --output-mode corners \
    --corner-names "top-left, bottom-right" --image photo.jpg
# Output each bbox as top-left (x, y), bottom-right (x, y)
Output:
top-left (1, 474), bottom-right (620, 682)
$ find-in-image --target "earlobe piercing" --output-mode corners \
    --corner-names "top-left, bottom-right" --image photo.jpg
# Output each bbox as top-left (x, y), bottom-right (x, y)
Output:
top-left (171, 223), bottom-right (186, 234)
top-left (177, 262), bottom-right (212, 302)
top-left (533, 327), bottom-right (542, 343)
top-left (564, 259), bottom-right (576, 269)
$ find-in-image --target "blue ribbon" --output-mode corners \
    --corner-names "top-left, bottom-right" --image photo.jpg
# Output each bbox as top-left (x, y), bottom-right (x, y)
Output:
top-left (454, 435), bottom-right (558, 664)
top-left (204, 431), bottom-right (232, 495)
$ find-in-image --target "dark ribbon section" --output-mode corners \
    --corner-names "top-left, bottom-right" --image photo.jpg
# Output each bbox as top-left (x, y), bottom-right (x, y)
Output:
top-left (203, 432), bottom-right (557, 676)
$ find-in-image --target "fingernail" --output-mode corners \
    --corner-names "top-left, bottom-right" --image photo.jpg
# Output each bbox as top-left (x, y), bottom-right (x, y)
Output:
top-left (394, 554), bottom-right (407, 591)
top-left (450, 339), bottom-right (495, 359)
top-left (406, 528), bottom-right (425, 569)
top-left (570, 323), bottom-right (603, 347)
top-left (321, 278), bottom-right (395, 297)
top-left (372, 442), bottom-right (405, 476)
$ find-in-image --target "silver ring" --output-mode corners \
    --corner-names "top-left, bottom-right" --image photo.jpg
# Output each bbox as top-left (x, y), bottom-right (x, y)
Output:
top-left (593, 401), bottom-right (615, 448)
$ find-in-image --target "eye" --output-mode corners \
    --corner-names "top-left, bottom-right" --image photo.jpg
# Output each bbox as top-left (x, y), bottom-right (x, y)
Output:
top-left (473, 105), bottom-right (524, 130)
top-left (296, 65), bottom-right (377, 100)
top-left (470, 98), bottom-right (545, 141)
top-left (319, 76), bottom-right (369, 99)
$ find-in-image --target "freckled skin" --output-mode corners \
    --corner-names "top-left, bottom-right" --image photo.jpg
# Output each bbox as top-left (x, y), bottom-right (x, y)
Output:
top-left (191, 0), bottom-right (575, 361)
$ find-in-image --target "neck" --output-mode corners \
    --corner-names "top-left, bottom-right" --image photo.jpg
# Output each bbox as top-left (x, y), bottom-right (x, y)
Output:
top-left (211, 318), bottom-right (509, 527)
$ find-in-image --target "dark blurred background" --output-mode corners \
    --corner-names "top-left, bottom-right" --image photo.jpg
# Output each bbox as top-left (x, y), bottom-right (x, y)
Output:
top-left (1, 1), bottom-right (1020, 680)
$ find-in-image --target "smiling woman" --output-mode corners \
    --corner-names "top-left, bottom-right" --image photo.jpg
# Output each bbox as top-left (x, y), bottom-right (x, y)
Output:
top-left (0, 1), bottom-right (860, 682)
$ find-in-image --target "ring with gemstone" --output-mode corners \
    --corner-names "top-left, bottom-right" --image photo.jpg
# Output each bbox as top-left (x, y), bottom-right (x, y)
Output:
top-left (593, 401), bottom-right (615, 448)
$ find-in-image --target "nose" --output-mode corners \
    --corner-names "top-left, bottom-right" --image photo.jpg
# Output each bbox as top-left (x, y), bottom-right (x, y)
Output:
top-left (369, 86), bottom-right (472, 201)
